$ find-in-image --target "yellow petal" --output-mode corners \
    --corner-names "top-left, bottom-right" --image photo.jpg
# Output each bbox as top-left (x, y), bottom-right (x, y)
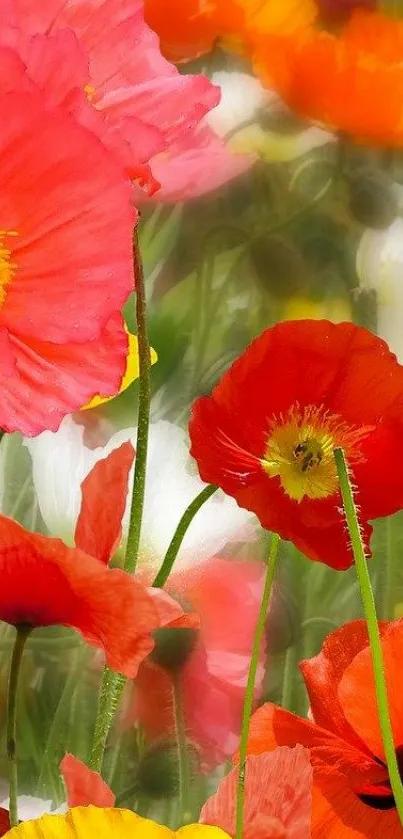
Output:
top-left (6, 808), bottom-right (172, 838)
top-left (5, 809), bottom-right (231, 839)
top-left (82, 331), bottom-right (157, 411)
top-left (177, 828), bottom-right (230, 838)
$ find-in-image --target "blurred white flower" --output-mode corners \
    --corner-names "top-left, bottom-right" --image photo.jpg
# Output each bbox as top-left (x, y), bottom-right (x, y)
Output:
top-left (356, 218), bottom-right (403, 360)
top-left (0, 796), bottom-right (65, 821)
top-left (207, 70), bottom-right (333, 162)
top-left (25, 417), bottom-right (255, 574)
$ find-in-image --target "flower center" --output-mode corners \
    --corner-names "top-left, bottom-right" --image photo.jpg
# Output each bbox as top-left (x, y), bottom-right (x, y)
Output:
top-left (261, 403), bottom-right (372, 503)
top-left (0, 230), bottom-right (17, 304)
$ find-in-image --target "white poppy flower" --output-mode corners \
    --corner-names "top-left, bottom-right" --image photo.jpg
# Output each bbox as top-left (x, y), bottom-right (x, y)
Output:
top-left (25, 417), bottom-right (256, 574)
top-left (0, 795), bottom-right (66, 821)
top-left (356, 218), bottom-right (403, 361)
top-left (207, 70), bottom-right (333, 162)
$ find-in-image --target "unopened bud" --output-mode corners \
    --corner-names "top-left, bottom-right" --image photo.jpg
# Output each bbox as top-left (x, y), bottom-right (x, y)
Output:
top-left (348, 170), bottom-right (398, 230)
top-left (136, 739), bottom-right (199, 799)
top-left (150, 627), bottom-right (198, 672)
top-left (250, 235), bottom-right (307, 299)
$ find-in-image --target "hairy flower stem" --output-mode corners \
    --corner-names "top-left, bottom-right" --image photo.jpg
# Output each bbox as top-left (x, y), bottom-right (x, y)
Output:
top-left (152, 484), bottom-right (218, 587)
top-left (90, 230), bottom-right (151, 773)
top-left (235, 533), bottom-right (281, 839)
top-left (7, 626), bottom-right (30, 827)
top-left (334, 447), bottom-right (403, 827)
top-left (125, 231), bottom-right (152, 576)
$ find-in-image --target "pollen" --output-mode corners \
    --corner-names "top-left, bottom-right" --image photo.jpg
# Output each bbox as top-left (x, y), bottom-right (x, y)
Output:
top-left (261, 403), bottom-right (373, 502)
top-left (0, 230), bottom-right (18, 304)
top-left (84, 83), bottom-right (96, 102)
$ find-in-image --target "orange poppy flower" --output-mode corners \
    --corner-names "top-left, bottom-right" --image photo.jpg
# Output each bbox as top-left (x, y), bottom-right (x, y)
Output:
top-left (143, 0), bottom-right (316, 63)
top-left (243, 620), bottom-right (403, 838)
top-left (252, 9), bottom-right (403, 147)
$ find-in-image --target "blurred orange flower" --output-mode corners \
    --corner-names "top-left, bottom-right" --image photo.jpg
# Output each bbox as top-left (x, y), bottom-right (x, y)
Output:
top-left (253, 9), bottom-right (403, 147)
top-left (143, 0), bottom-right (317, 62)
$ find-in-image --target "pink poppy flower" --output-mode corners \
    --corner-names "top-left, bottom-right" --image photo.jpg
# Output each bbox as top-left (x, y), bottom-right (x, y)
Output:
top-left (6, 0), bottom-right (250, 200)
top-left (0, 56), bottom-right (135, 434)
top-left (126, 558), bottom-right (266, 768)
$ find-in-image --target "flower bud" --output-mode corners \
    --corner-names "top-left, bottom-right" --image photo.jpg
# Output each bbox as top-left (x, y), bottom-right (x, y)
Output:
top-left (250, 235), bottom-right (307, 299)
top-left (348, 170), bottom-right (398, 230)
top-left (136, 739), bottom-right (199, 799)
top-left (150, 627), bottom-right (198, 672)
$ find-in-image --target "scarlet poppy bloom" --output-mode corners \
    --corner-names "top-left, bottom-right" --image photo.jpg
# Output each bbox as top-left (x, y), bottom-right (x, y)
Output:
top-left (252, 9), bottom-right (403, 147)
top-left (243, 619), bottom-right (403, 839)
top-left (189, 320), bottom-right (403, 569)
top-left (60, 754), bottom-right (116, 809)
top-left (201, 745), bottom-right (312, 838)
top-left (127, 558), bottom-right (265, 768)
top-left (0, 64), bottom-right (136, 434)
top-left (0, 443), bottom-right (161, 678)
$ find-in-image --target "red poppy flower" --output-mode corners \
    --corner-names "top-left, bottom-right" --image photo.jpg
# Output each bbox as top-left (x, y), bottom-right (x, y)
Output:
top-left (189, 320), bottom-right (403, 569)
top-left (0, 809), bottom-right (9, 837)
top-left (0, 61), bottom-right (136, 434)
top-left (252, 9), bottom-right (403, 147)
top-left (243, 619), bottom-right (403, 838)
top-left (201, 745), bottom-right (312, 838)
top-left (0, 443), bottom-right (161, 678)
top-left (127, 558), bottom-right (265, 768)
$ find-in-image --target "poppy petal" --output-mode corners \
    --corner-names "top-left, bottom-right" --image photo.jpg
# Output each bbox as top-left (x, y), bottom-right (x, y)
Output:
top-left (82, 332), bottom-right (158, 410)
top-left (200, 745), bottom-right (312, 839)
top-left (60, 754), bottom-right (115, 808)
top-left (339, 620), bottom-right (403, 761)
top-left (0, 514), bottom-right (159, 677)
top-left (301, 620), bottom-right (388, 750)
top-left (0, 808), bottom-right (10, 837)
top-left (244, 703), bottom-right (387, 790)
top-left (75, 442), bottom-right (135, 564)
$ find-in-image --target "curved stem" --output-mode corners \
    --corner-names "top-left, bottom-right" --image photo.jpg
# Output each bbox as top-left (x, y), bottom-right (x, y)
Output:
top-left (124, 232), bottom-right (151, 576)
top-left (334, 447), bottom-right (403, 826)
top-left (281, 644), bottom-right (298, 711)
top-left (235, 533), bottom-right (281, 839)
top-left (7, 626), bottom-right (30, 827)
top-left (152, 485), bottom-right (218, 588)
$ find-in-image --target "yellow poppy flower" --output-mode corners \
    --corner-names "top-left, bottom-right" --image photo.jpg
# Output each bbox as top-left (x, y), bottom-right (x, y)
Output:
top-left (5, 807), bottom-right (230, 838)
top-left (82, 331), bottom-right (157, 410)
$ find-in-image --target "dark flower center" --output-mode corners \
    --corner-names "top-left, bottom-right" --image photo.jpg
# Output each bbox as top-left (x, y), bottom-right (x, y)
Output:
top-left (358, 748), bottom-right (403, 811)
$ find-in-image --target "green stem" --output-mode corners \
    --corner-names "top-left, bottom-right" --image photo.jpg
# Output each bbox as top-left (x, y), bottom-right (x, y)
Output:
top-left (124, 231), bottom-right (151, 576)
top-left (173, 673), bottom-right (190, 825)
top-left (334, 447), bottom-right (403, 827)
top-left (152, 485), bottom-right (218, 588)
top-left (7, 626), bottom-right (30, 827)
top-left (89, 231), bottom-right (151, 774)
top-left (235, 533), bottom-right (281, 839)
top-left (89, 668), bottom-right (124, 773)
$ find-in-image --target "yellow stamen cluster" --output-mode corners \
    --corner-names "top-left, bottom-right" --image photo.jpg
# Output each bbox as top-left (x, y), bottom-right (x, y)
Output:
top-left (0, 229), bottom-right (18, 304)
top-left (262, 403), bottom-right (372, 502)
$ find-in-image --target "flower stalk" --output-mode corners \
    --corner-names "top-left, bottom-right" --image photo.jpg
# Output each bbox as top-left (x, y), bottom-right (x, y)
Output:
top-left (334, 446), bottom-right (403, 827)
top-left (152, 484), bottom-right (218, 587)
top-left (7, 625), bottom-right (31, 827)
top-left (90, 229), bottom-right (151, 772)
top-left (235, 532), bottom-right (281, 839)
